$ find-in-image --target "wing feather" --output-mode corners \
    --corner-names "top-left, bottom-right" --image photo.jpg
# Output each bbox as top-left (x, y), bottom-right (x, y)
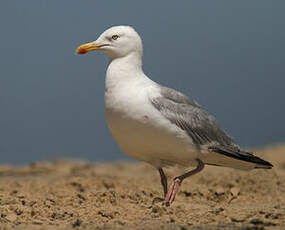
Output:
top-left (151, 86), bottom-right (235, 147)
top-left (150, 86), bottom-right (273, 169)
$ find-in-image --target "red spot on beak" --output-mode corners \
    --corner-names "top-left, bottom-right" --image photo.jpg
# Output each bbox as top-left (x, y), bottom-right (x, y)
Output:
top-left (77, 47), bottom-right (87, 54)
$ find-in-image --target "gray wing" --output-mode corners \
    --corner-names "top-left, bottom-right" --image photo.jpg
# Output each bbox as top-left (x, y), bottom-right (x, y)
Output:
top-left (151, 86), bottom-right (273, 169)
top-left (151, 86), bottom-right (236, 147)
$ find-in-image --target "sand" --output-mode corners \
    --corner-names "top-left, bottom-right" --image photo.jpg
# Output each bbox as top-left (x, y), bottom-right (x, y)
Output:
top-left (0, 145), bottom-right (284, 230)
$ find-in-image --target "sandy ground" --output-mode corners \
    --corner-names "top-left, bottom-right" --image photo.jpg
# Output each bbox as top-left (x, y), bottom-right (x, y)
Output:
top-left (0, 145), bottom-right (285, 230)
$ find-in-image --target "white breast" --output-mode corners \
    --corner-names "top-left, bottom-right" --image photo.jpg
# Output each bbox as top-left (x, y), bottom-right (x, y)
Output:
top-left (104, 74), bottom-right (198, 168)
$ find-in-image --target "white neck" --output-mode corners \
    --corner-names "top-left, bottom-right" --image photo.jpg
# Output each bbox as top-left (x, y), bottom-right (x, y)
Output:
top-left (108, 52), bottom-right (143, 72)
top-left (105, 52), bottom-right (145, 89)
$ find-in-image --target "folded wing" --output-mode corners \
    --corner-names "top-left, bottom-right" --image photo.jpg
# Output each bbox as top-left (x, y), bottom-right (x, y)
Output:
top-left (151, 86), bottom-right (273, 169)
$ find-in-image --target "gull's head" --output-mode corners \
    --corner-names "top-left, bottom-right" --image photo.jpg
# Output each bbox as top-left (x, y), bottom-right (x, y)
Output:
top-left (76, 26), bottom-right (143, 59)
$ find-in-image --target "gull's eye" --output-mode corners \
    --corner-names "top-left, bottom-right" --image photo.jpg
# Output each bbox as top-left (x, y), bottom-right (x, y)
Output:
top-left (111, 35), bottom-right (119, 40)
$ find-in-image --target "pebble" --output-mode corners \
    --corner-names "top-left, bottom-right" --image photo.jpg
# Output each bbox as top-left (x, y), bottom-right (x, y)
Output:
top-left (230, 187), bottom-right (240, 197)
top-left (215, 187), bottom-right (225, 195)
top-left (5, 213), bottom-right (17, 222)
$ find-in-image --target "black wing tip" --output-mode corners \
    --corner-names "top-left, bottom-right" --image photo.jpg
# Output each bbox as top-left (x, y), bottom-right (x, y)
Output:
top-left (249, 153), bottom-right (273, 169)
top-left (254, 160), bottom-right (273, 169)
top-left (209, 146), bottom-right (274, 169)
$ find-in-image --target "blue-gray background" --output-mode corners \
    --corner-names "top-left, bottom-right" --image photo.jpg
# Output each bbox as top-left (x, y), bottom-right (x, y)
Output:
top-left (0, 1), bottom-right (284, 164)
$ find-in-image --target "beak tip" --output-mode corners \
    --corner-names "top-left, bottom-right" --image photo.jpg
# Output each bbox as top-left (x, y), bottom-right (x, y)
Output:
top-left (75, 42), bottom-right (100, 55)
top-left (75, 47), bottom-right (87, 55)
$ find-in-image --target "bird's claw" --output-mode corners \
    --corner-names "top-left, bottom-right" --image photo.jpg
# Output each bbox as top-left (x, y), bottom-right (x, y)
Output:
top-left (163, 178), bottom-right (182, 206)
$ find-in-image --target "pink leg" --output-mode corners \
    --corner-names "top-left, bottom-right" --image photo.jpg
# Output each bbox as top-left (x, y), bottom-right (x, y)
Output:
top-left (164, 178), bottom-right (182, 206)
top-left (158, 168), bottom-right (168, 198)
top-left (164, 159), bottom-right (204, 206)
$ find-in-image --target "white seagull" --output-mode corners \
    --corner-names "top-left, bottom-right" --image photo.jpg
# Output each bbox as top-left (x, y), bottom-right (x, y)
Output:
top-left (76, 26), bottom-right (273, 206)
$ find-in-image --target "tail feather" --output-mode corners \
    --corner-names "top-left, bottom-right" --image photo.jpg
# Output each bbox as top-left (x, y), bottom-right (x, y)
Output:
top-left (208, 146), bottom-right (273, 169)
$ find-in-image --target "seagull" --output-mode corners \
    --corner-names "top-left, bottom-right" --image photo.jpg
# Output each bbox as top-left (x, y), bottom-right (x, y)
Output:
top-left (76, 26), bottom-right (273, 206)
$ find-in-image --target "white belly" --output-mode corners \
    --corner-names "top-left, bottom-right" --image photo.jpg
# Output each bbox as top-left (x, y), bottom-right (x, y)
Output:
top-left (104, 72), bottom-right (198, 168)
top-left (104, 104), bottom-right (198, 168)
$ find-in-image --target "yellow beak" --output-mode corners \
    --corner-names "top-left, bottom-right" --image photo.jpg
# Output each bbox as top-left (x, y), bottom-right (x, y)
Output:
top-left (75, 42), bottom-right (103, 55)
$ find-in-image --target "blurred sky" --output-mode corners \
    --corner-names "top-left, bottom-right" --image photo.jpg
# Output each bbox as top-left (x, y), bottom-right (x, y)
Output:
top-left (0, 1), bottom-right (284, 164)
